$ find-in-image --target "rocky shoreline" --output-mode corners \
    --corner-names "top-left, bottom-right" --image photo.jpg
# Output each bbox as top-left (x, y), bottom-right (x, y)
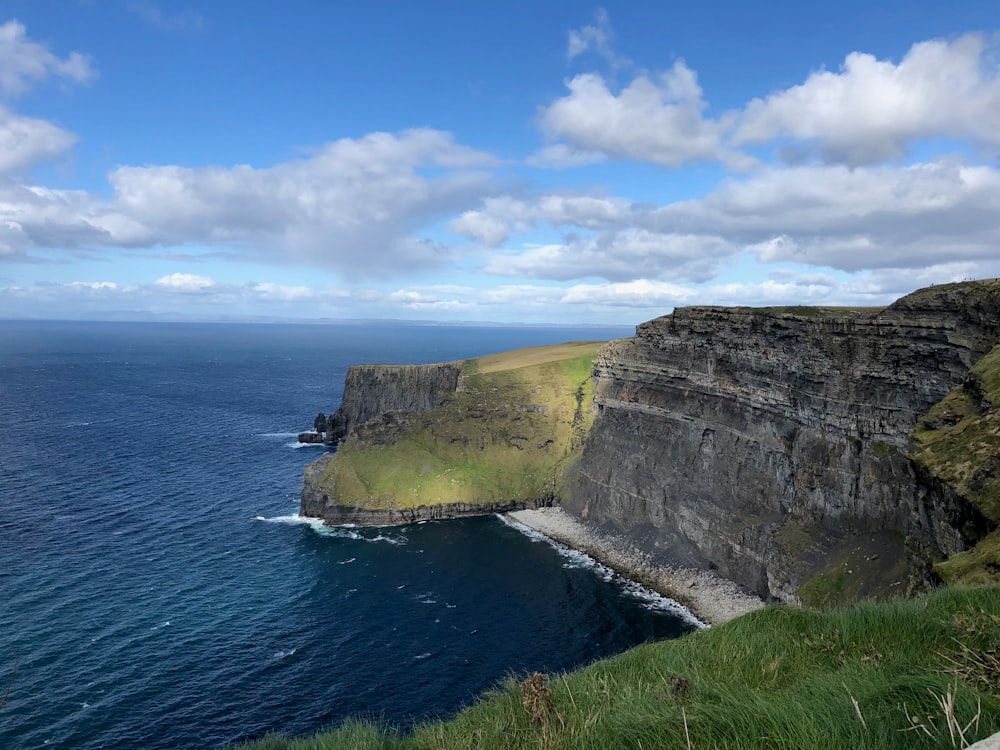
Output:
top-left (507, 507), bottom-right (765, 625)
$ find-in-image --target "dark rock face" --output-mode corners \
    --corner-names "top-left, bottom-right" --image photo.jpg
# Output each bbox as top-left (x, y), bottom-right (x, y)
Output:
top-left (301, 455), bottom-right (555, 525)
top-left (565, 282), bottom-right (1000, 603)
top-left (324, 362), bottom-right (462, 443)
top-left (297, 432), bottom-right (325, 444)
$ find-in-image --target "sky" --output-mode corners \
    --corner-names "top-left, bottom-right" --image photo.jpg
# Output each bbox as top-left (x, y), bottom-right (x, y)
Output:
top-left (1, 0), bottom-right (999, 325)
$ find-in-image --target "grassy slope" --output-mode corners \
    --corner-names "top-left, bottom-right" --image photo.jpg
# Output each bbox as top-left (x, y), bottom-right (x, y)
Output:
top-left (912, 344), bottom-right (1000, 585)
top-left (239, 586), bottom-right (1000, 750)
top-left (318, 342), bottom-right (603, 510)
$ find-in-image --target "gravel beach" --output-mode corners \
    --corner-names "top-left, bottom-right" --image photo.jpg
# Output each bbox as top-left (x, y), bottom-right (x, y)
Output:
top-left (507, 507), bottom-right (765, 625)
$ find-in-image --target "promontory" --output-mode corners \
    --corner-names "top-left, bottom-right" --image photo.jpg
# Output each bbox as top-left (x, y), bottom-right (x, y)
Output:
top-left (301, 280), bottom-right (1000, 607)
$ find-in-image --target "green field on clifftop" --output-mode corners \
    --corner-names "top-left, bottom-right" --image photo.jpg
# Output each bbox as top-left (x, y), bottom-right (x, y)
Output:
top-left (316, 341), bottom-right (602, 510)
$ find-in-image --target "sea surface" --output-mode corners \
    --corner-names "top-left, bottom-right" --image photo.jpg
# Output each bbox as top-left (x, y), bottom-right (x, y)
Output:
top-left (0, 321), bottom-right (698, 749)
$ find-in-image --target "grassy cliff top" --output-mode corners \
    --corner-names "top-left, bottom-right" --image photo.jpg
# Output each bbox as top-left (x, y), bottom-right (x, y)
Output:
top-left (239, 585), bottom-right (1000, 750)
top-left (472, 341), bottom-right (606, 374)
top-left (316, 341), bottom-right (604, 510)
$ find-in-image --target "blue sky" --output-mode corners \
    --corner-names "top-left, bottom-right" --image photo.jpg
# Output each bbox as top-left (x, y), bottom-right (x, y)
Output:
top-left (1, 1), bottom-right (999, 324)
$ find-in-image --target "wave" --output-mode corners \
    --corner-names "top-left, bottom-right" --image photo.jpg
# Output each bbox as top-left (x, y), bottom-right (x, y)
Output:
top-left (498, 514), bottom-right (703, 625)
top-left (254, 514), bottom-right (329, 534)
top-left (254, 514), bottom-right (408, 545)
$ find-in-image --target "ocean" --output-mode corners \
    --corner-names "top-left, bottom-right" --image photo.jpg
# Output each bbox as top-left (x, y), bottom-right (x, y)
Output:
top-left (0, 321), bottom-right (697, 749)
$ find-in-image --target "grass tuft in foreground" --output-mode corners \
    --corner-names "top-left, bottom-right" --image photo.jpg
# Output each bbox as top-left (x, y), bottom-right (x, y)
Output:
top-left (234, 585), bottom-right (1000, 750)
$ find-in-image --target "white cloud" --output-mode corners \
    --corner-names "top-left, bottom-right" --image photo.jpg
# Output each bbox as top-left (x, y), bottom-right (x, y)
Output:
top-left (0, 20), bottom-right (96, 96)
top-left (536, 64), bottom-right (736, 168)
top-left (560, 279), bottom-right (695, 308)
top-left (1, 128), bottom-right (499, 275)
top-left (449, 210), bottom-right (510, 247)
top-left (647, 162), bottom-right (1000, 271)
top-left (734, 33), bottom-right (1000, 165)
top-left (525, 143), bottom-right (607, 169)
top-left (248, 282), bottom-right (314, 301)
top-left (566, 9), bottom-right (630, 69)
top-left (0, 107), bottom-right (77, 174)
top-left (105, 129), bottom-right (496, 276)
top-left (68, 280), bottom-right (119, 291)
top-left (449, 193), bottom-right (632, 247)
top-left (154, 272), bottom-right (216, 291)
top-left (485, 230), bottom-right (735, 283)
top-left (127, 2), bottom-right (205, 33)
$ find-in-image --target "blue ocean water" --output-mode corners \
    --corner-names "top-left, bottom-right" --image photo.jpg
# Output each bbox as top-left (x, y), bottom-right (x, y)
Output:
top-left (0, 321), bottom-right (697, 749)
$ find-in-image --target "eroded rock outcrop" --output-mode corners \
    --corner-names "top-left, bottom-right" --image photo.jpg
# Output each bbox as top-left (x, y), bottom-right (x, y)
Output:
top-left (323, 362), bottom-right (462, 443)
top-left (565, 281), bottom-right (1000, 603)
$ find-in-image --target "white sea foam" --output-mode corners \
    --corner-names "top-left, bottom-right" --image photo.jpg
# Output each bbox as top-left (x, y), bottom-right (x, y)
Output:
top-left (255, 514), bottom-right (332, 535)
top-left (498, 514), bottom-right (702, 623)
top-left (255, 514), bottom-right (416, 546)
top-left (338, 557), bottom-right (356, 565)
top-left (366, 532), bottom-right (407, 545)
top-left (413, 652), bottom-right (433, 660)
top-left (285, 440), bottom-right (327, 449)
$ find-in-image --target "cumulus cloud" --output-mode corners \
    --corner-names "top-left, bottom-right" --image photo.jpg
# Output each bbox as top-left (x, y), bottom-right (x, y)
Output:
top-left (104, 129), bottom-right (496, 275)
top-left (536, 63), bottom-right (730, 168)
top-left (0, 20), bottom-right (96, 96)
top-left (647, 162), bottom-right (1000, 271)
top-left (0, 107), bottom-right (77, 174)
top-left (543, 17), bottom-right (1000, 170)
top-left (446, 157), bottom-right (1000, 287)
top-left (449, 193), bottom-right (632, 247)
top-left (1, 128), bottom-right (499, 275)
top-left (485, 230), bottom-right (735, 283)
top-left (734, 33), bottom-right (1000, 165)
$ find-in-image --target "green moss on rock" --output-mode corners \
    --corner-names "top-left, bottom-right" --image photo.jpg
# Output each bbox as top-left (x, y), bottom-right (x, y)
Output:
top-left (912, 343), bottom-right (1000, 523)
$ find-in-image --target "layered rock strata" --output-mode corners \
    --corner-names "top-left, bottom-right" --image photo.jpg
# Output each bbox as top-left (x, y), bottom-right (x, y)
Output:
top-left (324, 362), bottom-right (462, 443)
top-left (565, 281), bottom-right (1000, 603)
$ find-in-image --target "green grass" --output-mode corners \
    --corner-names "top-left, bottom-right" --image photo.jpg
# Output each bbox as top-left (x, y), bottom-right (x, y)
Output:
top-left (912, 342), bottom-right (1000, 520)
top-left (937, 530), bottom-right (1000, 586)
top-left (317, 342), bottom-right (603, 510)
top-left (234, 586), bottom-right (1000, 750)
top-left (912, 344), bottom-right (1000, 584)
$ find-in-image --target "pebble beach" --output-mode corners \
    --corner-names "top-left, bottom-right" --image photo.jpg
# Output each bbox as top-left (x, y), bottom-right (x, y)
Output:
top-left (508, 507), bottom-right (766, 625)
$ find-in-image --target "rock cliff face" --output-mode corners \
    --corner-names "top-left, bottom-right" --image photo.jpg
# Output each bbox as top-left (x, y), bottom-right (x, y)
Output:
top-left (324, 362), bottom-right (462, 443)
top-left (565, 281), bottom-right (1000, 603)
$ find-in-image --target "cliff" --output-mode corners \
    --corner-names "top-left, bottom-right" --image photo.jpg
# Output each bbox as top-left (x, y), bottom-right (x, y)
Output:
top-left (323, 362), bottom-right (462, 443)
top-left (300, 280), bottom-right (1000, 606)
top-left (565, 280), bottom-right (1000, 603)
top-left (301, 342), bottom-right (603, 524)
